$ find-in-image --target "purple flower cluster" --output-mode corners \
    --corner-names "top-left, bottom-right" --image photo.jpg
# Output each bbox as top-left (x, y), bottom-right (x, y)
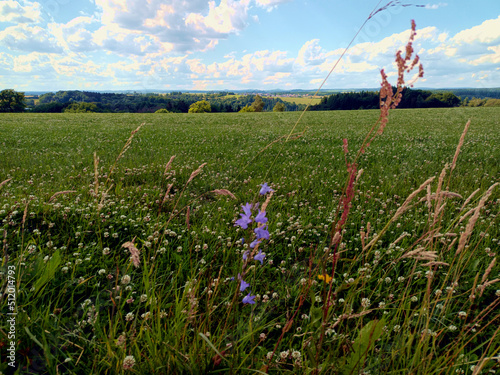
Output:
top-left (234, 183), bottom-right (273, 305)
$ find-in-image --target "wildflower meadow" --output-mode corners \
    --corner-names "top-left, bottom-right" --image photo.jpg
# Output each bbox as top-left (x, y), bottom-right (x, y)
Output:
top-left (1, 22), bottom-right (500, 375)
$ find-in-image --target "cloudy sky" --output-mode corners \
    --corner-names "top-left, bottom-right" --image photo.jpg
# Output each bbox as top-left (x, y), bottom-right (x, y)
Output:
top-left (0, 0), bottom-right (499, 91)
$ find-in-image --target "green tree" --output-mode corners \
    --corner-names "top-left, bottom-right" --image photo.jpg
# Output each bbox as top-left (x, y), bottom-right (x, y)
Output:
top-left (239, 105), bottom-right (255, 112)
top-left (251, 95), bottom-right (264, 112)
top-left (273, 102), bottom-right (285, 112)
top-left (188, 100), bottom-right (211, 113)
top-left (155, 108), bottom-right (171, 113)
top-left (63, 102), bottom-right (98, 113)
top-left (0, 89), bottom-right (26, 112)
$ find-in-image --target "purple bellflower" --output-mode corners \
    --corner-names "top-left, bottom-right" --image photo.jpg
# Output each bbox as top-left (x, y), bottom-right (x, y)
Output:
top-left (259, 183), bottom-right (273, 195)
top-left (254, 225), bottom-right (269, 240)
top-left (254, 210), bottom-right (268, 224)
top-left (235, 213), bottom-right (252, 229)
top-left (254, 250), bottom-right (266, 265)
top-left (242, 293), bottom-right (256, 304)
top-left (235, 203), bottom-right (254, 229)
top-left (242, 202), bottom-right (252, 216)
top-left (250, 239), bottom-right (261, 249)
top-left (240, 278), bottom-right (250, 292)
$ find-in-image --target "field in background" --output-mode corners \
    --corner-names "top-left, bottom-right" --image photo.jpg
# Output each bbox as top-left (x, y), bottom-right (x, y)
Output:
top-left (277, 96), bottom-right (323, 105)
top-left (0, 107), bottom-right (499, 374)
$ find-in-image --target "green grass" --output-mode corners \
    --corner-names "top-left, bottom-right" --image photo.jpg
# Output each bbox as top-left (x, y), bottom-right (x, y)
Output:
top-left (277, 96), bottom-right (322, 105)
top-left (0, 108), bottom-right (499, 374)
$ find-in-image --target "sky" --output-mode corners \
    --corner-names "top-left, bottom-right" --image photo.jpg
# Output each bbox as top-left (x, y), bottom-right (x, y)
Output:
top-left (0, 0), bottom-right (499, 92)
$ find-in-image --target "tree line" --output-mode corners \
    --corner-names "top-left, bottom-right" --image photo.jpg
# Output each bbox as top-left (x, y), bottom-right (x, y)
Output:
top-left (25, 91), bottom-right (304, 113)
top-left (310, 88), bottom-right (465, 111)
top-left (2, 87), bottom-right (500, 113)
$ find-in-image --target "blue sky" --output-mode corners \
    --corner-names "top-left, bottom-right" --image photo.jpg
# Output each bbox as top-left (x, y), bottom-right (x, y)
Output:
top-left (0, 0), bottom-right (499, 91)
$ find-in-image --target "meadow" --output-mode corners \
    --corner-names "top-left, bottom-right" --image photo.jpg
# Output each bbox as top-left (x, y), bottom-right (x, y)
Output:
top-left (0, 107), bottom-right (499, 374)
top-left (277, 97), bottom-right (323, 106)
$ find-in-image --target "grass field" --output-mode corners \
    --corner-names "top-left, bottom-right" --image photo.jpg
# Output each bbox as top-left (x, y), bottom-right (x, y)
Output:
top-left (277, 96), bottom-right (323, 105)
top-left (0, 108), bottom-right (499, 374)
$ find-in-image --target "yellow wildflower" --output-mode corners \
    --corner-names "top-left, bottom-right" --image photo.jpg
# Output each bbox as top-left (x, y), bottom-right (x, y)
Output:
top-left (317, 274), bottom-right (332, 284)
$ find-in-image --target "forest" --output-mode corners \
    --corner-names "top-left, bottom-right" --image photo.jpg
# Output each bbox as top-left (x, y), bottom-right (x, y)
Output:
top-left (3, 87), bottom-right (500, 113)
top-left (27, 91), bottom-right (305, 113)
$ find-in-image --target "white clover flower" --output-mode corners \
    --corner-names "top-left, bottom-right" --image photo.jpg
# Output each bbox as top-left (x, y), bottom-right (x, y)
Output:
top-left (61, 266), bottom-right (69, 273)
top-left (397, 276), bottom-right (405, 282)
top-left (291, 350), bottom-right (301, 359)
top-left (280, 350), bottom-right (289, 359)
top-left (411, 296), bottom-right (418, 302)
top-left (448, 325), bottom-right (457, 331)
top-left (125, 312), bottom-right (134, 321)
top-left (121, 275), bottom-right (131, 285)
top-left (325, 328), bottom-right (336, 336)
top-left (140, 294), bottom-right (148, 303)
top-left (98, 269), bottom-right (106, 275)
top-left (103, 247), bottom-right (110, 255)
top-left (458, 311), bottom-right (467, 318)
top-left (123, 355), bottom-right (136, 370)
top-left (361, 298), bottom-right (371, 308)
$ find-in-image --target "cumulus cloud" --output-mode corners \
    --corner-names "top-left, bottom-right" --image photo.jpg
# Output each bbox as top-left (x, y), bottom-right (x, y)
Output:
top-left (263, 72), bottom-right (291, 85)
top-left (0, 1), bottom-right (42, 23)
top-left (296, 39), bottom-right (329, 66)
top-left (0, 24), bottom-right (63, 53)
top-left (452, 16), bottom-right (500, 46)
top-left (185, 0), bottom-right (250, 34)
top-left (93, 0), bottom-right (254, 53)
top-left (48, 17), bottom-right (98, 53)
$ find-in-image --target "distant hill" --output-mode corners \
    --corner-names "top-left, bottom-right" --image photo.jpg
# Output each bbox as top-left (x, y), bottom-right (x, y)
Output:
top-left (22, 87), bottom-right (500, 99)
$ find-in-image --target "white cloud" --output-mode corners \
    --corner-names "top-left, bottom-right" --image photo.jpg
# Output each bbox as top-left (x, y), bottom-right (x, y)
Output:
top-left (296, 39), bottom-right (328, 66)
top-left (255, 0), bottom-right (292, 11)
top-left (48, 17), bottom-right (97, 53)
top-left (185, 0), bottom-right (250, 34)
top-left (452, 16), bottom-right (500, 45)
top-left (263, 72), bottom-right (291, 85)
top-left (93, 0), bottom-right (254, 53)
top-left (0, 1), bottom-right (42, 23)
top-left (0, 24), bottom-right (63, 53)
top-left (468, 45), bottom-right (500, 66)
top-left (424, 2), bottom-right (447, 10)
top-left (12, 52), bottom-right (52, 73)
